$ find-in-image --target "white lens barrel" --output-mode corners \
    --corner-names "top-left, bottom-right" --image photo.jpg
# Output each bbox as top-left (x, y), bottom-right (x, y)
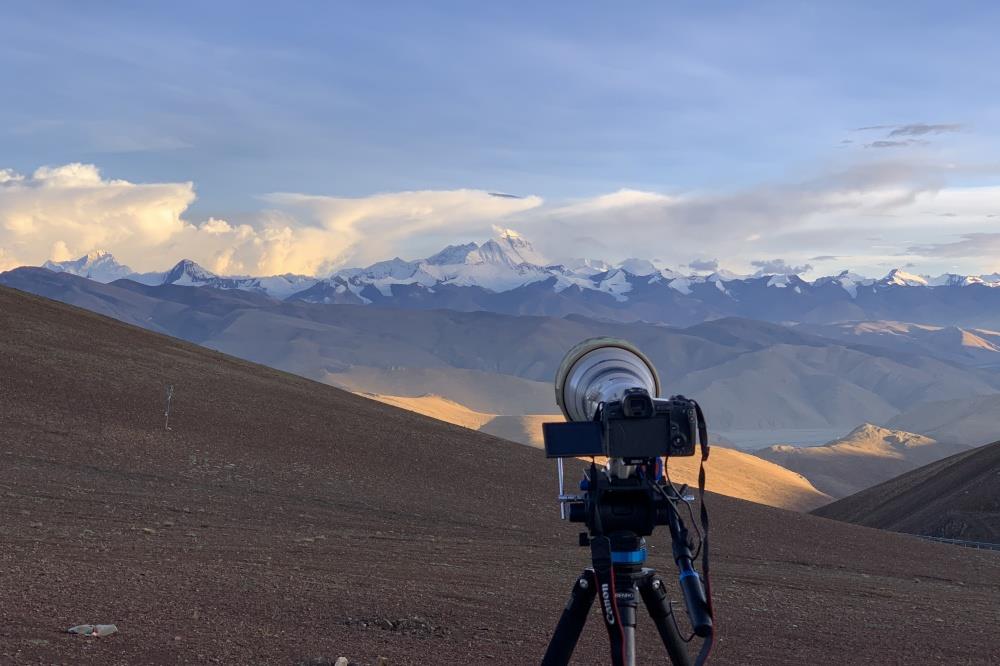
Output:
top-left (554, 337), bottom-right (661, 422)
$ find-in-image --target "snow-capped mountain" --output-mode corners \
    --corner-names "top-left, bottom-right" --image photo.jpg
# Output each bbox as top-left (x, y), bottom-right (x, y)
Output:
top-left (40, 255), bottom-right (318, 299)
top-left (43, 251), bottom-right (135, 282)
top-left (158, 259), bottom-right (319, 299)
top-left (24, 229), bottom-right (1000, 328)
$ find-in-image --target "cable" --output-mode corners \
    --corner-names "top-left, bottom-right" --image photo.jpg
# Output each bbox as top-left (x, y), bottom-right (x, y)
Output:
top-left (659, 459), bottom-right (703, 558)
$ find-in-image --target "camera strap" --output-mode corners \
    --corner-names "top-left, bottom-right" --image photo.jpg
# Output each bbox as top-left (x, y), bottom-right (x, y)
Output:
top-left (587, 460), bottom-right (628, 664)
top-left (590, 535), bottom-right (627, 664)
top-left (693, 400), bottom-right (714, 666)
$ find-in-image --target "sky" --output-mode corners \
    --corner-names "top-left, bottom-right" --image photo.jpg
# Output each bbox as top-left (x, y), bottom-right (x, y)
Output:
top-left (3, 1), bottom-right (1000, 277)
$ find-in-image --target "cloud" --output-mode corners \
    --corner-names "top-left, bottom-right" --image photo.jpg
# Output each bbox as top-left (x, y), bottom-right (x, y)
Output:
top-left (518, 160), bottom-right (993, 273)
top-left (866, 139), bottom-right (928, 149)
top-left (854, 123), bottom-right (962, 149)
top-left (854, 123), bottom-right (963, 136)
top-left (0, 163), bottom-right (195, 269)
top-left (809, 255), bottom-right (839, 261)
top-left (887, 123), bottom-right (963, 137)
top-left (907, 233), bottom-right (1000, 259)
top-left (0, 163), bottom-right (543, 275)
top-left (263, 189), bottom-right (543, 270)
top-left (688, 258), bottom-right (719, 271)
top-left (750, 259), bottom-right (813, 275)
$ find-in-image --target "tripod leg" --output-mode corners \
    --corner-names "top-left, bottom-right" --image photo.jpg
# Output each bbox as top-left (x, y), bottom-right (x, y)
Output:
top-left (542, 570), bottom-right (597, 666)
top-left (639, 576), bottom-right (692, 666)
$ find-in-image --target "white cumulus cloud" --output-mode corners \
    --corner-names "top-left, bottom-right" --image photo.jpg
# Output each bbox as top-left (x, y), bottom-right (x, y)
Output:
top-left (0, 163), bottom-right (194, 269)
top-left (0, 164), bottom-right (544, 276)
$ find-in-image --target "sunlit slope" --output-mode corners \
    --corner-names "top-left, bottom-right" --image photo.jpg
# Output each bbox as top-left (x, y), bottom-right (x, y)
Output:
top-left (330, 366), bottom-right (554, 414)
top-left (360, 393), bottom-right (498, 430)
top-left (362, 393), bottom-right (831, 511)
top-left (661, 447), bottom-right (832, 512)
top-left (756, 423), bottom-right (970, 498)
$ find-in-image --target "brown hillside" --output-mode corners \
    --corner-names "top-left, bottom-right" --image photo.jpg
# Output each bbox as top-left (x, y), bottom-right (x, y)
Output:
top-left (1, 285), bottom-right (999, 665)
top-left (814, 440), bottom-right (1000, 542)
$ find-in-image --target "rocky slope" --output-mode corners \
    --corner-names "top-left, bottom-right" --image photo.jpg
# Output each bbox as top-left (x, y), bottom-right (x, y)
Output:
top-left (3, 285), bottom-right (998, 664)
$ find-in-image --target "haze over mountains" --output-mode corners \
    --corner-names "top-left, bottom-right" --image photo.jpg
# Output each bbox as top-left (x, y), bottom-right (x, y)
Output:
top-left (40, 228), bottom-right (1000, 328)
top-left (6, 266), bottom-right (1000, 447)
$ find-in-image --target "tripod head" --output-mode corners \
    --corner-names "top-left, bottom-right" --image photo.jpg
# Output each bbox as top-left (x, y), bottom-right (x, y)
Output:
top-left (568, 458), bottom-right (713, 639)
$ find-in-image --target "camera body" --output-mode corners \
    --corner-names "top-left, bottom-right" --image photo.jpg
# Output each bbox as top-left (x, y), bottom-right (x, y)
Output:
top-left (543, 388), bottom-right (699, 459)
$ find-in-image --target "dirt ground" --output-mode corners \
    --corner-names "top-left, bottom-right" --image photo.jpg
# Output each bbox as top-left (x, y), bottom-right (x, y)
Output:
top-left (1, 286), bottom-right (998, 665)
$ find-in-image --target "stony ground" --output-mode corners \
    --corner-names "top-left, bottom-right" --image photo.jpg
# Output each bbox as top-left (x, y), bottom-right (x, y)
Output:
top-left (1, 286), bottom-right (999, 665)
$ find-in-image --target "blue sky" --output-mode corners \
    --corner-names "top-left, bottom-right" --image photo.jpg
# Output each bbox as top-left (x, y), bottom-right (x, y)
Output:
top-left (2, 1), bottom-right (1000, 276)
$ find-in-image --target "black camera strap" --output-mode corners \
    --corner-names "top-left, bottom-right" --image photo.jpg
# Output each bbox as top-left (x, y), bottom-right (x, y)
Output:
top-left (693, 400), bottom-right (714, 666)
top-left (587, 460), bottom-right (628, 664)
top-left (591, 535), bottom-right (627, 664)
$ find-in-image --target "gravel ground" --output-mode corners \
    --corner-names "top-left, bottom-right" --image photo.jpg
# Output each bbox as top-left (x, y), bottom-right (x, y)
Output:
top-left (1, 285), bottom-right (999, 665)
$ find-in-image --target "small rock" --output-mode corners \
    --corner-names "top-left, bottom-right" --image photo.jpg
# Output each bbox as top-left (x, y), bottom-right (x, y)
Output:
top-left (335, 658), bottom-right (349, 666)
top-left (142, 527), bottom-right (156, 534)
top-left (67, 624), bottom-right (118, 637)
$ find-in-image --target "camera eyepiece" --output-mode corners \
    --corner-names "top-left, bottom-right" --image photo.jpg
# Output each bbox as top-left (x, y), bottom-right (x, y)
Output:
top-left (621, 387), bottom-right (654, 419)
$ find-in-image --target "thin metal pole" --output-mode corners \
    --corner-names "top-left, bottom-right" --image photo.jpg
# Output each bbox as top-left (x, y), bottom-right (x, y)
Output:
top-left (557, 458), bottom-right (566, 519)
top-left (164, 385), bottom-right (174, 431)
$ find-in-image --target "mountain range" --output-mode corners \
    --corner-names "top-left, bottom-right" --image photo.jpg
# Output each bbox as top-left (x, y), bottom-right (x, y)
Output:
top-left (39, 229), bottom-right (1000, 328)
top-left (5, 266), bottom-right (1000, 446)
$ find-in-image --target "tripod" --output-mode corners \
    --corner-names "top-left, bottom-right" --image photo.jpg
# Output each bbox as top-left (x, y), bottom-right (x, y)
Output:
top-left (541, 462), bottom-right (712, 666)
top-left (542, 535), bottom-right (691, 666)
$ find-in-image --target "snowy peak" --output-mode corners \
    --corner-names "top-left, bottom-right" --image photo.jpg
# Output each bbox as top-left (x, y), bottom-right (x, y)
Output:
top-left (490, 226), bottom-right (547, 266)
top-left (43, 251), bottom-right (134, 282)
top-left (926, 273), bottom-right (985, 287)
top-left (617, 258), bottom-right (659, 277)
top-left (163, 259), bottom-right (218, 286)
top-left (882, 268), bottom-right (928, 287)
top-left (425, 243), bottom-right (479, 266)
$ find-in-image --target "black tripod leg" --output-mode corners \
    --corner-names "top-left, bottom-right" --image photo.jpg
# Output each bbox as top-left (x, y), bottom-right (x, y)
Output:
top-left (542, 570), bottom-right (597, 666)
top-left (639, 576), bottom-right (692, 666)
